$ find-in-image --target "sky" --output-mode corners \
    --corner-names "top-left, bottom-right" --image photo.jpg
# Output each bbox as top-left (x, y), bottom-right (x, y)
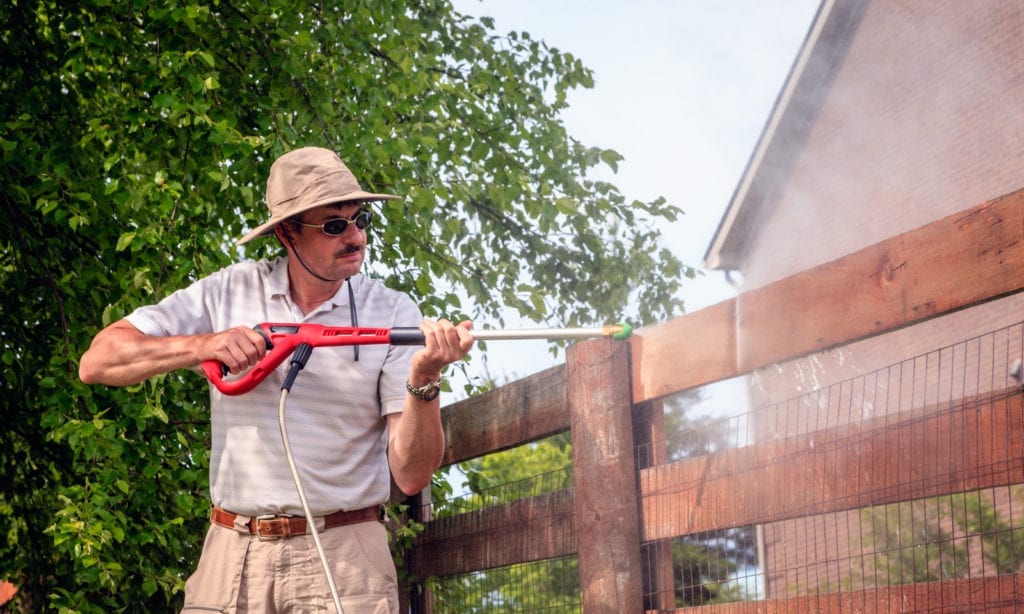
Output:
top-left (446, 0), bottom-right (822, 406)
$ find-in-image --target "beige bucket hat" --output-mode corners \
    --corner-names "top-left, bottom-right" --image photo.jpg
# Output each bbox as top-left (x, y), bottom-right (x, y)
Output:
top-left (238, 147), bottom-right (400, 244)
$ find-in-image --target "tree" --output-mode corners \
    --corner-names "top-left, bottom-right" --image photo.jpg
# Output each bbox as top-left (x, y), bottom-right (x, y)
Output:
top-left (1, 0), bottom-right (688, 611)
top-left (851, 488), bottom-right (1024, 590)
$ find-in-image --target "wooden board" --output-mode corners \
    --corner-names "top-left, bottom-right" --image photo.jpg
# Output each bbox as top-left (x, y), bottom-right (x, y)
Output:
top-left (647, 575), bottom-right (1024, 613)
top-left (630, 188), bottom-right (1024, 404)
top-left (440, 364), bottom-right (568, 465)
top-left (408, 489), bottom-right (575, 579)
top-left (629, 299), bottom-right (737, 402)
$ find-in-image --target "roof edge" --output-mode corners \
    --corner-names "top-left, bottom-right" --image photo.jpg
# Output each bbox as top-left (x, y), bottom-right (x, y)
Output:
top-left (704, 0), bottom-right (869, 271)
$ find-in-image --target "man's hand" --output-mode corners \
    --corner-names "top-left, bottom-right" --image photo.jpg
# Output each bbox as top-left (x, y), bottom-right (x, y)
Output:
top-left (408, 319), bottom-right (475, 384)
top-left (199, 325), bottom-right (269, 375)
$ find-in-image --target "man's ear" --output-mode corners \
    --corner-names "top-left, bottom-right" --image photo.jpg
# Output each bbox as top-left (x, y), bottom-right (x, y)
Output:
top-left (273, 222), bottom-right (293, 248)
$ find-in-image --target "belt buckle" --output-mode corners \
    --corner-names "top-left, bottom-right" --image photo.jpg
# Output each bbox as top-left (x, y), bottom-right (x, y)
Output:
top-left (254, 514), bottom-right (285, 541)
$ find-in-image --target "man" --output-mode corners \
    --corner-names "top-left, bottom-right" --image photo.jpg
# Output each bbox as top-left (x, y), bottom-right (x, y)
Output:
top-left (79, 147), bottom-right (474, 612)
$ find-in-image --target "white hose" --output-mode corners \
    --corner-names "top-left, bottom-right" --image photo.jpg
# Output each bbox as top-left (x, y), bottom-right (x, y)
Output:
top-left (278, 388), bottom-right (346, 614)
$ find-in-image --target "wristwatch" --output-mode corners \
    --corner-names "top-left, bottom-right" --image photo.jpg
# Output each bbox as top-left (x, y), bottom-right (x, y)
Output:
top-left (406, 378), bottom-right (442, 401)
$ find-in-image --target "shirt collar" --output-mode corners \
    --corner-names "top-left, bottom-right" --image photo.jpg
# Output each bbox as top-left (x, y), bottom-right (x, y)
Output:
top-left (267, 257), bottom-right (362, 310)
top-left (267, 257), bottom-right (291, 300)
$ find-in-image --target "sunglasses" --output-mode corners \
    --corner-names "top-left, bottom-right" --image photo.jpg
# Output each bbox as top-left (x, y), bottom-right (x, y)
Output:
top-left (290, 210), bottom-right (373, 236)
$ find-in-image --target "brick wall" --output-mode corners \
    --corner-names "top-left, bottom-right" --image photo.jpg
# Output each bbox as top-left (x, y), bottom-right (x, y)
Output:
top-left (731, 0), bottom-right (1024, 599)
top-left (740, 0), bottom-right (1024, 290)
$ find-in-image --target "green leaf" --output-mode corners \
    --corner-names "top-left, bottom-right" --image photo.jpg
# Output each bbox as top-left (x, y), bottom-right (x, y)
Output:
top-left (115, 231), bottom-right (136, 252)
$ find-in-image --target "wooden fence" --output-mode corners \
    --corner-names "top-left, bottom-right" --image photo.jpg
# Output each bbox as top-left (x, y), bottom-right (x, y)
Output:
top-left (404, 187), bottom-right (1024, 612)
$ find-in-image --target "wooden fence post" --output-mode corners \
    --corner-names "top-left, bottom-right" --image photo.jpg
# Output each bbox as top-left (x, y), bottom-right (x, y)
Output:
top-left (568, 338), bottom-right (644, 612)
top-left (406, 487), bottom-right (434, 614)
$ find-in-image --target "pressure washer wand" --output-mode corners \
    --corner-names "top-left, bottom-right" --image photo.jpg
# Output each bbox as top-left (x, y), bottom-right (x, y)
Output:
top-left (202, 322), bottom-right (633, 395)
top-left (470, 323), bottom-right (633, 341)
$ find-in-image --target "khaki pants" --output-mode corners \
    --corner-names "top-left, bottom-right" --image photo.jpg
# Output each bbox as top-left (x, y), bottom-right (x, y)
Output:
top-left (181, 518), bottom-right (398, 613)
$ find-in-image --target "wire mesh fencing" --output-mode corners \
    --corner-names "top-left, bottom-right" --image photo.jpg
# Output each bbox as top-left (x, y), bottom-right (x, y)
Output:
top-left (412, 440), bottom-right (582, 612)
top-left (639, 320), bottom-right (1024, 610)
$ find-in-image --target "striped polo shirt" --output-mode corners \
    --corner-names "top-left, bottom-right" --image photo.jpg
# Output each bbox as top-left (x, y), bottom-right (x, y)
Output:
top-left (125, 257), bottom-right (421, 516)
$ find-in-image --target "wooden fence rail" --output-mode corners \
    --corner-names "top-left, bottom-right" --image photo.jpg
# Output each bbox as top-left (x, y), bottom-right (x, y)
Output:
top-left (407, 187), bottom-right (1024, 612)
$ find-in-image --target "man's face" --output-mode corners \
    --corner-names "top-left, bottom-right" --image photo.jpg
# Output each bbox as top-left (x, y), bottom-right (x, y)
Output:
top-left (286, 202), bottom-right (369, 282)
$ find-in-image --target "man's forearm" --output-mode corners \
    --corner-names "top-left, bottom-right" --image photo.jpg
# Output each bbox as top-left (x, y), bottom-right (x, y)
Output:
top-left (79, 320), bottom-right (202, 386)
top-left (388, 397), bottom-right (446, 495)
top-left (387, 319), bottom-right (473, 495)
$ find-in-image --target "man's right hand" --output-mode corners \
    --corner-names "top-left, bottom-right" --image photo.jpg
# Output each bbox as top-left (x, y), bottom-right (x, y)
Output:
top-left (199, 326), bottom-right (269, 375)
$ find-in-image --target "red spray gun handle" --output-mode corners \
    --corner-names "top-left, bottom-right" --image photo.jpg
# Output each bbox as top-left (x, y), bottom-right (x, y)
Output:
top-left (201, 323), bottom-right (426, 396)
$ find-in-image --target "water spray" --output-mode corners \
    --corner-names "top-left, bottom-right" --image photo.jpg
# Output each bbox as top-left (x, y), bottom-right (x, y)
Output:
top-left (201, 321), bottom-right (632, 612)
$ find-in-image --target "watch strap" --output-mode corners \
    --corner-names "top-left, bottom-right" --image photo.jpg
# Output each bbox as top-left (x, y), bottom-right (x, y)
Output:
top-left (406, 378), bottom-right (442, 401)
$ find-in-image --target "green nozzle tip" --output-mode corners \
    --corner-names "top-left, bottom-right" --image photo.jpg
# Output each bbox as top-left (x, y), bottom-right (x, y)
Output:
top-left (612, 322), bottom-right (633, 340)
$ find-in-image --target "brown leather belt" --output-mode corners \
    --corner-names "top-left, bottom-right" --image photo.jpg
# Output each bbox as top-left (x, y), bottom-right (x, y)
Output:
top-left (211, 505), bottom-right (382, 540)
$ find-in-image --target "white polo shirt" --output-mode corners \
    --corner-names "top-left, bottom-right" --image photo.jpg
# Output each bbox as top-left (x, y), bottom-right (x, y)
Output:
top-left (125, 258), bottom-right (421, 516)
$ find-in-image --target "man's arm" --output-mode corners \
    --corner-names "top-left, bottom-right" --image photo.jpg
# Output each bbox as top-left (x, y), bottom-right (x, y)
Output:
top-left (79, 319), bottom-right (268, 387)
top-left (387, 319), bottom-right (474, 495)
